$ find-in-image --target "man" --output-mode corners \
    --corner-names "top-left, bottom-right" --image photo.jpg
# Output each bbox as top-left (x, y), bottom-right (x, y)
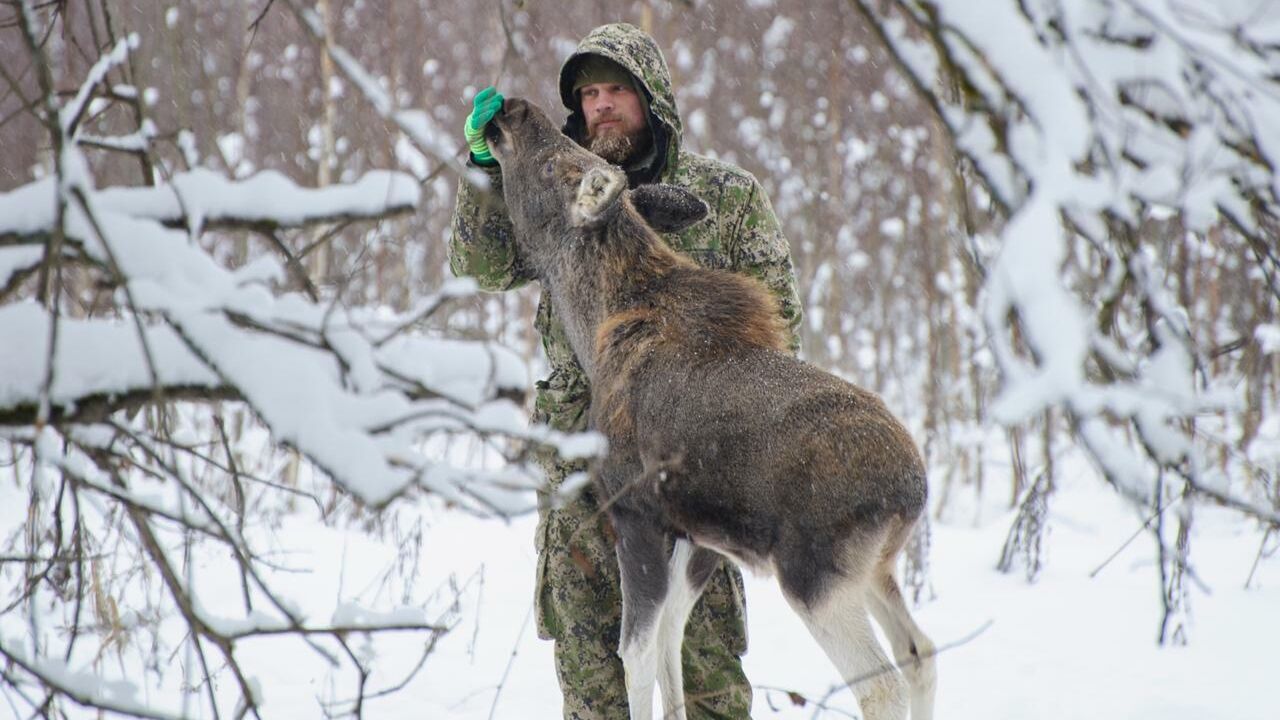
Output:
top-left (449, 23), bottom-right (802, 719)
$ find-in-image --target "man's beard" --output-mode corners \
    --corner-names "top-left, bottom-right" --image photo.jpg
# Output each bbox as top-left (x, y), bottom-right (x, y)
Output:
top-left (588, 126), bottom-right (650, 166)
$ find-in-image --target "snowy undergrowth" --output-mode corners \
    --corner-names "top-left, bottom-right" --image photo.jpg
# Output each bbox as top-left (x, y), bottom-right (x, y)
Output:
top-left (413, 459), bottom-right (1278, 720)
top-left (10, 442), bottom-right (1269, 720)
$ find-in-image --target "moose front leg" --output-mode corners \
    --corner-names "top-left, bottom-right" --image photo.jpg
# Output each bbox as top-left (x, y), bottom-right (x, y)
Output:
top-left (611, 508), bottom-right (674, 720)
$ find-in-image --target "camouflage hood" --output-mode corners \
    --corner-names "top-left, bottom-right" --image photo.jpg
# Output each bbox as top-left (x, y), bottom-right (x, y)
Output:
top-left (558, 23), bottom-right (682, 186)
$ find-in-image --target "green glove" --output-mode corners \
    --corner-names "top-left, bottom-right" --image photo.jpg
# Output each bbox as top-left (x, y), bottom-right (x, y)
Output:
top-left (464, 86), bottom-right (503, 166)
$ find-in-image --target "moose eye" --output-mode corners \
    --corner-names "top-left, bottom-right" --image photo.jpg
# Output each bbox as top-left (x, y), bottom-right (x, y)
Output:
top-left (542, 161), bottom-right (556, 178)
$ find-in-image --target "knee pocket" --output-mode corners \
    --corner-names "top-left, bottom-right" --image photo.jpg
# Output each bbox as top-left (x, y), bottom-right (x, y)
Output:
top-left (534, 495), bottom-right (622, 642)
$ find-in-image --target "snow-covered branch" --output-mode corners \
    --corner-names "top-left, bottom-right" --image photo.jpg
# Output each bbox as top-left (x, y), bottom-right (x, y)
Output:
top-left (854, 0), bottom-right (1280, 529)
top-left (0, 635), bottom-right (187, 720)
top-left (0, 10), bottom-right (599, 718)
top-left (0, 61), bottom-right (589, 511)
top-left (1, 168), bottom-right (421, 240)
top-left (279, 0), bottom-right (484, 187)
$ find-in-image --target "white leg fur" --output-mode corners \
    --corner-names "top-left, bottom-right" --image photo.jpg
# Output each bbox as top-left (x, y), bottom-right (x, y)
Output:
top-left (619, 620), bottom-right (659, 720)
top-left (868, 569), bottom-right (937, 720)
top-left (656, 540), bottom-right (700, 720)
top-left (786, 579), bottom-right (909, 720)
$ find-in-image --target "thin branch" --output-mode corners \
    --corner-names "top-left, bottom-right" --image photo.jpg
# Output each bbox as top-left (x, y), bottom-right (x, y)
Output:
top-left (222, 619), bottom-right (449, 641)
top-left (1090, 488), bottom-right (1186, 578)
top-left (354, 631), bottom-right (445, 702)
top-left (0, 385), bottom-right (237, 427)
top-left (16, 1), bottom-right (68, 435)
top-left (67, 186), bottom-right (163, 392)
top-left (686, 619), bottom-right (995, 719)
top-left (0, 636), bottom-right (186, 720)
top-left (260, 228), bottom-right (320, 302)
top-left (118, 482), bottom-right (265, 719)
top-left (1245, 527), bottom-right (1277, 590)
top-left (280, 0), bottom-right (474, 182)
top-left (247, 0), bottom-right (278, 45)
top-left (486, 603), bottom-right (533, 720)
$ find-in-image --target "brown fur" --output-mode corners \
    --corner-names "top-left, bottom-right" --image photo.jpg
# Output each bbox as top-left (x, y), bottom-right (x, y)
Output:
top-left (592, 211), bottom-right (787, 438)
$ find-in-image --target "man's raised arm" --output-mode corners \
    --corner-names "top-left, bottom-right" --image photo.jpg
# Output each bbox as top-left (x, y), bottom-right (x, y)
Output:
top-left (448, 86), bottom-right (534, 291)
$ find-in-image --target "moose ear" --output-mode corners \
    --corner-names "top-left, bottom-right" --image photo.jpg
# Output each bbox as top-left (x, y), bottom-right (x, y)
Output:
top-left (629, 184), bottom-right (708, 234)
top-left (572, 166), bottom-right (627, 228)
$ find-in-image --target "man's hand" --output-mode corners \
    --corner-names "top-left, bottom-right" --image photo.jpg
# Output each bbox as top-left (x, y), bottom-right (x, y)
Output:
top-left (464, 86), bottom-right (504, 166)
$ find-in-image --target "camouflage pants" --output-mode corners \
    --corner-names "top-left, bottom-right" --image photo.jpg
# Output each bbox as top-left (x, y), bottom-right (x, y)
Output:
top-left (535, 455), bottom-right (753, 719)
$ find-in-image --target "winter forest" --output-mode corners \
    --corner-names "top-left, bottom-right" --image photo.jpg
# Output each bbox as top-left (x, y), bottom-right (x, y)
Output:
top-left (1, 0), bottom-right (1278, 718)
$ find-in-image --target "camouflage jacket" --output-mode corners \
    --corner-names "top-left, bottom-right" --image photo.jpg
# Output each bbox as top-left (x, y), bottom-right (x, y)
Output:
top-left (449, 23), bottom-right (802, 433)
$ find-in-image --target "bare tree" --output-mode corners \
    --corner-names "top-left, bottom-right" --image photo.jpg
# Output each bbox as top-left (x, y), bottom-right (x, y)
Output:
top-left (0, 3), bottom-right (598, 716)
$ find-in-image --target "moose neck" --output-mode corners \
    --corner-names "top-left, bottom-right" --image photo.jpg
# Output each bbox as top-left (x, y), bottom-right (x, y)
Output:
top-left (538, 210), bottom-right (681, 384)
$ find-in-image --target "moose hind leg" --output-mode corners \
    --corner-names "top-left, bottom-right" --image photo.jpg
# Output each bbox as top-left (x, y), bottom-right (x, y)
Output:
top-left (868, 567), bottom-right (937, 720)
top-left (654, 541), bottom-right (719, 720)
top-left (784, 575), bottom-right (908, 720)
top-left (615, 516), bottom-right (673, 720)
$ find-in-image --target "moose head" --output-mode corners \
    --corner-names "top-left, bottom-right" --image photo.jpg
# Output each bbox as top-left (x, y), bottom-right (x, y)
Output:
top-left (483, 97), bottom-right (709, 271)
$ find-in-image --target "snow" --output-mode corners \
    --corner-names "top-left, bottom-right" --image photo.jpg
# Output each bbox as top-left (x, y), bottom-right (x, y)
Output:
top-left (13, 466), bottom-right (1268, 719)
top-left (60, 35), bottom-right (137, 135)
top-left (2, 171), bottom-right (419, 240)
top-left (0, 301), bottom-right (219, 409)
top-left (0, 247), bottom-right (42, 289)
top-left (0, 177), bottom-right (58, 235)
top-left (551, 429), bottom-right (607, 460)
top-left (284, 2), bottom-right (480, 189)
top-left (415, 475), bottom-right (1275, 720)
top-left (875, 0), bottom-right (1280, 517)
top-left (761, 17), bottom-right (796, 59)
top-left (0, 641), bottom-right (167, 719)
top-left (331, 603), bottom-right (430, 628)
top-left (1257, 324), bottom-right (1280, 355)
top-left (140, 168), bottom-right (418, 229)
top-left (79, 118), bottom-right (156, 154)
top-left (0, 123), bottom-right (568, 513)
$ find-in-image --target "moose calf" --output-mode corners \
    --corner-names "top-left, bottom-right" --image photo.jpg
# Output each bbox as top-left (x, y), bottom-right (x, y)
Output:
top-left (483, 97), bottom-right (936, 720)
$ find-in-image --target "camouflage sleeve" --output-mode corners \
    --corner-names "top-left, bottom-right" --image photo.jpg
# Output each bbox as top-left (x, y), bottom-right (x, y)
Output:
top-left (728, 175), bottom-right (803, 355)
top-left (448, 164), bottom-right (534, 291)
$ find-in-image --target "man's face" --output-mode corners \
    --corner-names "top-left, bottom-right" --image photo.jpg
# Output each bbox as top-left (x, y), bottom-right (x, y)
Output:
top-left (579, 81), bottom-right (648, 165)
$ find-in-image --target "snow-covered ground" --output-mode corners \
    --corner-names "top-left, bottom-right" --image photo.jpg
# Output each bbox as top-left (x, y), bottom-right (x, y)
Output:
top-left (185, 467), bottom-right (1278, 720)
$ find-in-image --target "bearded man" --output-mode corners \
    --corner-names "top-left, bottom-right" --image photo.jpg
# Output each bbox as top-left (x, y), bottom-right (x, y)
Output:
top-left (449, 22), bottom-right (802, 719)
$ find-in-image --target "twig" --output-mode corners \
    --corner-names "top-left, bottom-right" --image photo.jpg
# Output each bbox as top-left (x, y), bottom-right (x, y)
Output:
top-left (67, 186), bottom-right (163, 394)
top-left (1245, 527), bottom-right (1277, 590)
top-left (261, 228), bottom-right (320, 301)
top-left (487, 602), bottom-right (534, 720)
top-left (297, 219), bottom-right (352, 260)
top-left (356, 630), bottom-right (446, 702)
top-left (0, 385), bottom-right (238, 427)
top-left (685, 619), bottom-right (995, 719)
top-left (280, 0), bottom-right (473, 181)
top-left (0, 635), bottom-right (187, 720)
top-left (247, 0), bottom-right (278, 41)
top-left (1090, 488), bottom-right (1186, 579)
top-left (117, 478), bottom-right (265, 719)
top-left (222, 620), bottom-right (449, 641)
